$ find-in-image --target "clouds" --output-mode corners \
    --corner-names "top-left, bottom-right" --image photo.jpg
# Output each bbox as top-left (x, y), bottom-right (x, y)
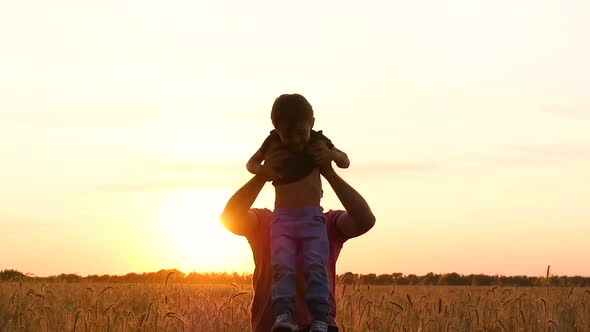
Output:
top-left (353, 162), bottom-right (442, 173)
top-left (93, 140), bottom-right (590, 194)
top-left (92, 162), bottom-right (248, 193)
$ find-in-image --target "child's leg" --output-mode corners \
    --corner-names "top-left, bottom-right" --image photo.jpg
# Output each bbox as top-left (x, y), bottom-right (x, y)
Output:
top-left (271, 211), bottom-right (298, 317)
top-left (300, 209), bottom-right (330, 322)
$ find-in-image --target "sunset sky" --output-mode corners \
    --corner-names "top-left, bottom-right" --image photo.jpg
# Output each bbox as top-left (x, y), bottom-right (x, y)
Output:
top-left (1, 0), bottom-right (589, 277)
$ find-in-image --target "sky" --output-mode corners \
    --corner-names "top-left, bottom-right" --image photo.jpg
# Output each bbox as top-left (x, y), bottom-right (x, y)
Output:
top-left (1, 0), bottom-right (589, 277)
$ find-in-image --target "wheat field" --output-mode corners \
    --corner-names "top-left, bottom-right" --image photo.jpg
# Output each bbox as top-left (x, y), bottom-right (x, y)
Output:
top-left (1, 280), bottom-right (589, 331)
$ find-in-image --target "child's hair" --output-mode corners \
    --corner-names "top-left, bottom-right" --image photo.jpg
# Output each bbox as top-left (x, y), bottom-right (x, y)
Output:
top-left (271, 94), bottom-right (314, 130)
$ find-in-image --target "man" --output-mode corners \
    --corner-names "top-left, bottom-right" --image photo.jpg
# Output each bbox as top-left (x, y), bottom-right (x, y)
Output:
top-left (220, 142), bottom-right (376, 332)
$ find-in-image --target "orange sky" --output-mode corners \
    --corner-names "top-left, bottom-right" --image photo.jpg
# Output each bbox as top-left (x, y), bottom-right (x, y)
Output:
top-left (1, 0), bottom-right (589, 277)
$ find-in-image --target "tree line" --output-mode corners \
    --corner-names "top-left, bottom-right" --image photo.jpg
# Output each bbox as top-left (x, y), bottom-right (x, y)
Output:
top-left (1, 269), bottom-right (588, 287)
top-left (347, 272), bottom-right (590, 287)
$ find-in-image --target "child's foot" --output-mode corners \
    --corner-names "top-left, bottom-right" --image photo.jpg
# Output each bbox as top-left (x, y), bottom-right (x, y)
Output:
top-left (309, 320), bottom-right (329, 332)
top-left (271, 312), bottom-right (299, 332)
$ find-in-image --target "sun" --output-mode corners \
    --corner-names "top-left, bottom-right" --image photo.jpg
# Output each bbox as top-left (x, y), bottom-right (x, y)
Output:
top-left (155, 189), bottom-right (253, 273)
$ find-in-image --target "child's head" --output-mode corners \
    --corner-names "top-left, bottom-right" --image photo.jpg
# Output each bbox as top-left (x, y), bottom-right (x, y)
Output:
top-left (271, 94), bottom-right (315, 152)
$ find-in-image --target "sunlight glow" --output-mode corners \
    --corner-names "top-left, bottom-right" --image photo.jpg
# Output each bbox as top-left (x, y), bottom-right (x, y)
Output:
top-left (1, 0), bottom-right (589, 276)
top-left (155, 190), bottom-right (253, 273)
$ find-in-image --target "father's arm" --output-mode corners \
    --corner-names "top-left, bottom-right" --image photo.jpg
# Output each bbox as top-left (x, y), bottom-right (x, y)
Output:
top-left (321, 165), bottom-right (376, 239)
top-left (219, 175), bottom-right (266, 237)
top-left (220, 148), bottom-right (288, 237)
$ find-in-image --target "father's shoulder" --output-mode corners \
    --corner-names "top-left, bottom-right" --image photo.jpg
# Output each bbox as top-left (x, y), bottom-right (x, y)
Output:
top-left (324, 209), bottom-right (346, 220)
top-left (325, 209), bottom-right (348, 245)
top-left (250, 208), bottom-right (273, 223)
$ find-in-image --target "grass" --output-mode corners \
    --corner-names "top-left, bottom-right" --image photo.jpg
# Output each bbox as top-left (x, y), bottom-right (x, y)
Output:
top-left (1, 281), bottom-right (589, 331)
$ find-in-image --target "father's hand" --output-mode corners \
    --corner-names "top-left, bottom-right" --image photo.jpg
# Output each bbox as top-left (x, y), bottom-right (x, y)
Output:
top-left (258, 148), bottom-right (289, 181)
top-left (309, 141), bottom-right (335, 173)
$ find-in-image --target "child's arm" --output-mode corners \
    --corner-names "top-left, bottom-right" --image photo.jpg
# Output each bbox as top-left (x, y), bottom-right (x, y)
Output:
top-left (309, 141), bottom-right (350, 169)
top-left (247, 136), bottom-right (283, 181)
top-left (247, 134), bottom-right (275, 176)
top-left (246, 149), bottom-right (266, 175)
top-left (313, 130), bottom-right (349, 169)
top-left (331, 147), bottom-right (350, 169)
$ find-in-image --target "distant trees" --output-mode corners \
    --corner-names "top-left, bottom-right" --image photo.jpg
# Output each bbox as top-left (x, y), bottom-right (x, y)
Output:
top-left (470, 274), bottom-right (497, 286)
top-left (1, 268), bottom-right (588, 287)
top-left (0, 269), bottom-right (26, 281)
top-left (56, 273), bottom-right (82, 283)
top-left (438, 272), bottom-right (462, 285)
top-left (376, 274), bottom-right (393, 284)
top-left (360, 273), bottom-right (377, 285)
top-left (338, 272), bottom-right (590, 287)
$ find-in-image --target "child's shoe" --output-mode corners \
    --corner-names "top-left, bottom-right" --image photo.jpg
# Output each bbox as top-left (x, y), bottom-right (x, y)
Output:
top-left (309, 320), bottom-right (329, 332)
top-left (271, 312), bottom-right (299, 332)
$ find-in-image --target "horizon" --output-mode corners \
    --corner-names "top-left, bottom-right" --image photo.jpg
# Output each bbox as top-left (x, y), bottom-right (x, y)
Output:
top-left (4, 267), bottom-right (588, 279)
top-left (1, 0), bottom-right (589, 277)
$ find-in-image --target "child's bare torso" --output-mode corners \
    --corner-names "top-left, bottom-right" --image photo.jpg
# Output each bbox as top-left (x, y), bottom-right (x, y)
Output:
top-left (274, 168), bottom-right (323, 209)
top-left (265, 139), bottom-right (323, 209)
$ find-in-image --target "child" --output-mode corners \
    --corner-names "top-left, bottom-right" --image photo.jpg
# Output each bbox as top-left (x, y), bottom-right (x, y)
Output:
top-left (247, 94), bottom-right (350, 332)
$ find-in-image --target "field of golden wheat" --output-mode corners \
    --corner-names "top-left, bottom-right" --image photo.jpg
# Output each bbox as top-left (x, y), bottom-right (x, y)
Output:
top-left (1, 281), bottom-right (589, 331)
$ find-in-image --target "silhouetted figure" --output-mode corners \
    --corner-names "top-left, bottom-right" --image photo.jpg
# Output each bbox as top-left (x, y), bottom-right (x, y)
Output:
top-left (222, 94), bottom-right (373, 332)
top-left (246, 94), bottom-right (349, 332)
